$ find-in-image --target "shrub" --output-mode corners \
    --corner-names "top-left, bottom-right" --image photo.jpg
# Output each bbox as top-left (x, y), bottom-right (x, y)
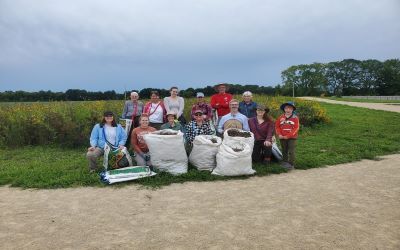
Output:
top-left (0, 96), bottom-right (329, 147)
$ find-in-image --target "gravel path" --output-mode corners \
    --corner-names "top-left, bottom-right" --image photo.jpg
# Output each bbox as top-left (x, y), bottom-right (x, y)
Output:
top-left (1, 98), bottom-right (399, 249)
top-left (299, 97), bottom-right (400, 113)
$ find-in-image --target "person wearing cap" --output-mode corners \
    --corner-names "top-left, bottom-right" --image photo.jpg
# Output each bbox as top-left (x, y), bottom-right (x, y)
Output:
top-left (239, 91), bottom-right (258, 118)
top-left (185, 109), bottom-right (214, 147)
top-left (217, 99), bottom-right (250, 134)
top-left (161, 111), bottom-right (183, 131)
top-left (131, 114), bottom-right (156, 167)
top-left (164, 86), bottom-right (186, 125)
top-left (121, 91), bottom-right (144, 128)
top-left (210, 83), bottom-right (233, 118)
top-left (191, 92), bottom-right (213, 121)
top-left (143, 90), bottom-right (166, 130)
top-left (249, 104), bottom-right (274, 164)
top-left (275, 102), bottom-right (299, 170)
top-left (86, 111), bottom-right (127, 172)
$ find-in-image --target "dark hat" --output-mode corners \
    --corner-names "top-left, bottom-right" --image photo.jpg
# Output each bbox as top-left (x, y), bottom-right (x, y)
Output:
top-left (103, 111), bottom-right (114, 117)
top-left (214, 83), bottom-right (230, 92)
top-left (256, 104), bottom-right (270, 113)
top-left (280, 102), bottom-right (296, 111)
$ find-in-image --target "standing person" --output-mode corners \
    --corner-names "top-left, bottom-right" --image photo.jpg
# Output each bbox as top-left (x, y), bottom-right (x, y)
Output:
top-left (143, 91), bottom-right (166, 130)
top-left (275, 102), bottom-right (299, 170)
top-left (161, 111), bottom-right (183, 131)
top-left (191, 92), bottom-right (213, 121)
top-left (86, 111), bottom-right (127, 173)
top-left (239, 91), bottom-right (258, 118)
top-left (131, 115), bottom-right (156, 167)
top-left (164, 86), bottom-right (186, 125)
top-left (210, 83), bottom-right (233, 120)
top-left (249, 104), bottom-right (274, 164)
top-left (121, 91), bottom-right (144, 148)
top-left (217, 99), bottom-right (250, 135)
top-left (121, 91), bottom-right (144, 128)
top-left (185, 110), bottom-right (214, 147)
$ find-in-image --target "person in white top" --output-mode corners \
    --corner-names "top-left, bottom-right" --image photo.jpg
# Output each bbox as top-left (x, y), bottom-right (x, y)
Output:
top-left (143, 91), bottom-right (166, 130)
top-left (163, 86), bottom-right (186, 124)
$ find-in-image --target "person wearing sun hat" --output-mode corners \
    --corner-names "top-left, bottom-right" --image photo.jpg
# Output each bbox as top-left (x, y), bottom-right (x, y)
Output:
top-left (161, 111), bottom-right (183, 131)
top-left (210, 83), bottom-right (233, 118)
top-left (275, 101), bottom-right (299, 170)
top-left (185, 109), bottom-right (214, 147)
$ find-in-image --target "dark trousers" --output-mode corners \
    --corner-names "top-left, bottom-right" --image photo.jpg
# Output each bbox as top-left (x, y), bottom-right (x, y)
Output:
top-left (149, 122), bottom-right (163, 130)
top-left (280, 139), bottom-right (296, 165)
top-left (252, 140), bottom-right (272, 163)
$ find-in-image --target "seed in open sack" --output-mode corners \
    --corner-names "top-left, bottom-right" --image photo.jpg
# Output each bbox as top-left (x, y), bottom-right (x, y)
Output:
top-left (158, 130), bottom-right (178, 135)
top-left (227, 129), bottom-right (251, 138)
top-left (210, 138), bottom-right (218, 143)
top-left (232, 147), bottom-right (243, 152)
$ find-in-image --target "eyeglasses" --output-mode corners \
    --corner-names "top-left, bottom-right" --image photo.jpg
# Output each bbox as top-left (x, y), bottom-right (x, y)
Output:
top-left (195, 113), bottom-right (203, 116)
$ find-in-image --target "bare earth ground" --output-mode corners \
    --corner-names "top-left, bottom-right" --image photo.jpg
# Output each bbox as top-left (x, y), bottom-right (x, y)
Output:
top-left (299, 96), bottom-right (400, 113)
top-left (0, 100), bottom-right (399, 250)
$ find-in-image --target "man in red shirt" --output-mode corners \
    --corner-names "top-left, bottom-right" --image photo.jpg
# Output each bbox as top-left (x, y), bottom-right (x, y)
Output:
top-left (275, 102), bottom-right (299, 170)
top-left (210, 83), bottom-right (233, 120)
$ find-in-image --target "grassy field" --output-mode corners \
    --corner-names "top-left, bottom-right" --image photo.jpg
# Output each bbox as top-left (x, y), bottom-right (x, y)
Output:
top-left (0, 102), bottom-right (399, 189)
top-left (325, 96), bottom-right (400, 103)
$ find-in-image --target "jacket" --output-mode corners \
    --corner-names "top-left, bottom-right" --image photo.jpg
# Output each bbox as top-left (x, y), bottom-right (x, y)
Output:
top-left (89, 124), bottom-right (127, 149)
top-left (275, 114), bottom-right (299, 139)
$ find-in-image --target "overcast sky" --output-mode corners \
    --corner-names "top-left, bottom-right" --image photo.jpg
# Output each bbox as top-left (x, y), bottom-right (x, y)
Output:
top-left (0, 0), bottom-right (399, 92)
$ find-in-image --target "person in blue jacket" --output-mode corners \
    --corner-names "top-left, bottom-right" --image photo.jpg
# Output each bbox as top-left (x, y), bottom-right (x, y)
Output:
top-left (238, 91), bottom-right (258, 118)
top-left (86, 111), bottom-right (127, 172)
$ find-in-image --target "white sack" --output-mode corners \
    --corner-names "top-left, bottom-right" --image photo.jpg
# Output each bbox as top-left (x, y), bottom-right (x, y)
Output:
top-left (223, 129), bottom-right (255, 154)
top-left (212, 140), bottom-right (255, 176)
top-left (189, 135), bottom-right (222, 171)
top-left (143, 129), bottom-right (188, 175)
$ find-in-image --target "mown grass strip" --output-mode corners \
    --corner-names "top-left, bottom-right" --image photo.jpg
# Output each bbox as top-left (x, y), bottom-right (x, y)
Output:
top-left (0, 102), bottom-right (399, 189)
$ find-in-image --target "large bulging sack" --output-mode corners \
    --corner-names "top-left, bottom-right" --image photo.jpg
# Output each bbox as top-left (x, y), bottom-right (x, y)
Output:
top-left (223, 129), bottom-right (254, 154)
top-left (189, 135), bottom-right (222, 171)
top-left (143, 130), bottom-right (188, 175)
top-left (212, 140), bottom-right (255, 176)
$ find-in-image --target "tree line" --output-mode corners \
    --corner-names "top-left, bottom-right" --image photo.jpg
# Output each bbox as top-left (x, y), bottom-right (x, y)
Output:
top-left (0, 85), bottom-right (276, 102)
top-left (1, 58), bottom-right (399, 102)
top-left (279, 59), bottom-right (400, 96)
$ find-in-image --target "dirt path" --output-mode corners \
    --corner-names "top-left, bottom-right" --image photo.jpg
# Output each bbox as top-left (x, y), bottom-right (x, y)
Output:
top-left (299, 96), bottom-right (400, 113)
top-left (1, 154), bottom-right (400, 249)
top-left (1, 98), bottom-right (399, 249)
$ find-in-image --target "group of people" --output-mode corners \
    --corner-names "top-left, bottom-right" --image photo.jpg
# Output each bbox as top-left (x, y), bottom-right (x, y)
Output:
top-left (87, 83), bottom-right (299, 173)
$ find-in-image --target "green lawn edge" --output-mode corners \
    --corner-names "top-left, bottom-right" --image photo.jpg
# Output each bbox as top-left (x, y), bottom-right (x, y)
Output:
top-left (1, 102), bottom-right (399, 189)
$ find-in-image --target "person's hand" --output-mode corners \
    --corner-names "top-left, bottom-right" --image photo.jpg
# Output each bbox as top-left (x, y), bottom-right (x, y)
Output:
top-left (278, 135), bottom-right (285, 139)
top-left (88, 146), bottom-right (95, 151)
top-left (264, 141), bottom-right (272, 147)
top-left (119, 145), bottom-right (125, 150)
top-left (202, 115), bottom-right (207, 119)
top-left (215, 103), bottom-right (220, 107)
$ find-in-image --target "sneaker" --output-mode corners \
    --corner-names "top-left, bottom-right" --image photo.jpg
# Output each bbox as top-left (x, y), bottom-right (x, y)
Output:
top-left (281, 162), bottom-right (294, 170)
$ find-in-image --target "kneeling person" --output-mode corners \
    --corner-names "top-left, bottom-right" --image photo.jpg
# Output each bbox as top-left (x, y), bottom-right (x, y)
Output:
top-left (217, 99), bottom-right (250, 134)
top-left (161, 111), bottom-right (183, 131)
top-left (86, 111), bottom-right (127, 173)
top-left (131, 115), bottom-right (156, 166)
